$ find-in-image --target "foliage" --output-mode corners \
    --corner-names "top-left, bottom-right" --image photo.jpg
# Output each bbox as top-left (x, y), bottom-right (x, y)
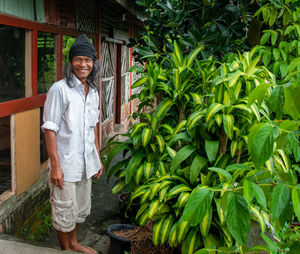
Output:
top-left (106, 0), bottom-right (300, 253)
top-left (17, 202), bottom-right (52, 241)
top-left (133, 0), bottom-right (260, 61)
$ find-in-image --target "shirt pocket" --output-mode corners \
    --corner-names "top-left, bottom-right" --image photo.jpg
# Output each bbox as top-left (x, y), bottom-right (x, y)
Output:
top-left (89, 109), bottom-right (99, 128)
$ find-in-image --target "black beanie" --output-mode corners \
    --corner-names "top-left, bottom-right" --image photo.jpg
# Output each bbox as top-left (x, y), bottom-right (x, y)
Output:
top-left (69, 34), bottom-right (97, 61)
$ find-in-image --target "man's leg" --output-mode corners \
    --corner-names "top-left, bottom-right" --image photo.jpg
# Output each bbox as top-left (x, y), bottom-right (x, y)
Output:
top-left (57, 226), bottom-right (96, 253)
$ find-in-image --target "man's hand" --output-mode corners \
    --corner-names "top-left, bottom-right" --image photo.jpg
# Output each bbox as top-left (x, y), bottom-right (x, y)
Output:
top-left (93, 164), bottom-right (103, 179)
top-left (50, 165), bottom-right (64, 189)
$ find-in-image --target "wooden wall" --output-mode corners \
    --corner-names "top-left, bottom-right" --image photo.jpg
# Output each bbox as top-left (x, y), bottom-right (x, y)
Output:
top-left (15, 109), bottom-right (40, 196)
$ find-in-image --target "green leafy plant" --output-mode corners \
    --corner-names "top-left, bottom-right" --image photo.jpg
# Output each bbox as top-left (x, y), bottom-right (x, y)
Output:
top-left (106, 0), bottom-right (300, 253)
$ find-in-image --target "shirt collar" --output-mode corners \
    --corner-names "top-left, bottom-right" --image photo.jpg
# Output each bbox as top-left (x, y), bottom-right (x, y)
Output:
top-left (71, 74), bottom-right (84, 89)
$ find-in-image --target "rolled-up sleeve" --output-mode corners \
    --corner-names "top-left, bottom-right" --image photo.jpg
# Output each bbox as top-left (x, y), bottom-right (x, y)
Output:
top-left (41, 84), bottom-right (64, 133)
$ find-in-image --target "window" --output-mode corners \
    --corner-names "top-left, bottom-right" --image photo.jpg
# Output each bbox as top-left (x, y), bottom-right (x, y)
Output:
top-left (0, 116), bottom-right (11, 195)
top-left (37, 32), bottom-right (56, 94)
top-left (0, 25), bottom-right (25, 102)
top-left (63, 35), bottom-right (76, 68)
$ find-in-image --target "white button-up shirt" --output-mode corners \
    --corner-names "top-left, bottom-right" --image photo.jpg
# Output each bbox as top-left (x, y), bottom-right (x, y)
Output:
top-left (42, 74), bottom-right (101, 182)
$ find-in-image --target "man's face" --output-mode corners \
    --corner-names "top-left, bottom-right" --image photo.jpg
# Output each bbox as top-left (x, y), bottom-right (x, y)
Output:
top-left (71, 56), bottom-right (93, 83)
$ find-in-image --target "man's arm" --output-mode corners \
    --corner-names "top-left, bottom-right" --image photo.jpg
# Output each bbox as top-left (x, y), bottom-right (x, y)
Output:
top-left (93, 122), bottom-right (103, 179)
top-left (44, 129), bottom-right (64, 189)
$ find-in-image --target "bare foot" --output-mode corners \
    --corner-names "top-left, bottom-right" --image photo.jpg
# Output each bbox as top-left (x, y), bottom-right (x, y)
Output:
top-left (86, 246), bottom-right (98, 254)
top-left (66, 242), bottom-right (95, 253)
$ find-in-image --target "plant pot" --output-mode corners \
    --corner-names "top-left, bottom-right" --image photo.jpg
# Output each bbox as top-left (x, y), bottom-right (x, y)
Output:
top-left (107, 224), bottom-right (135, 254)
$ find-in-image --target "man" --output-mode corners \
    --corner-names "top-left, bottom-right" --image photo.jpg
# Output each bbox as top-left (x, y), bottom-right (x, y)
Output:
top-left (42, 34), bottom-right (103, 254)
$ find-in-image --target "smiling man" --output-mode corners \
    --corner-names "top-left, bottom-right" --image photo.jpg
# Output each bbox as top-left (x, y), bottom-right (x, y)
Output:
top-left (42, 34), bottom-right (103, 254)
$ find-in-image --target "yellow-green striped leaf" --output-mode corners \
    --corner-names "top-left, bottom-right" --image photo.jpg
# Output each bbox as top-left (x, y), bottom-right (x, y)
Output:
top-left (148, 199), bottom-right (160, 219)
top-left (190, 92), bottom-right (202, 104)
top-left (214, 113), bottom-right (223, 126)
top-left (153, 216), bottom-right (165, 246)
top-left (187, 111), bottom-right (204, 131)
top-left (177, 192), bottom-right (190, 208)
top-left (131, 123), bottom-right (146, 138)
top-left (160, 215), bottom-right (174, 244)
top-left (161, 124), bottom-right (174, 135)
top-left (167, 184), bottom-right (192, 199)
top-left (168, 221), bottom-right (179, 247)
top-left (159, 186), bottom-right (170, 202)
top-left (155, 134), bottom-right (165, 153)
top-left (206, 103), bottom-right (224, 123)
top-left (181, 228), bottom-right (200, 254)
top-left (153, 99), bottom-right (173, 120)
top-left (277, 149), bottom-right (290, 172)
top-left (135, 165), bottom-right (144, 184)
top-left (150, 183), bottom-right (161, 200)
top-left (166, 145), bottom-right (177, 159)
top-left (177, 218), bottom-right (190, 243)
top-left (250, 206), bottom-right (265, 233)
top-left (223, 114), bottom-right (234, 140)
top-left (200, 206), bottom-right (212, 237)
top-left (187, 46), bottom-right (203, 67)
top-left (132, 76), bottom-right (147, 88)
top-left (139, 208), bottom-right (150, 226)
top-left (112, 181), bottom-right (125, 194)
top-left (142, 128), bottom-right (152, 147)
top-left (135, 202), bottom-right (150, 220)
top-left (173, 120), bottom-right (187, 136)
top-left (144, 162), bottom-right (154, 179)
top-left (158, 161), bottom-right (167, 175)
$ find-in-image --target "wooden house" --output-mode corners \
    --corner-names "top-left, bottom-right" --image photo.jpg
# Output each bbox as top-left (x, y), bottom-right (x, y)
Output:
top-left (0, 0), bottom-right (143, 233)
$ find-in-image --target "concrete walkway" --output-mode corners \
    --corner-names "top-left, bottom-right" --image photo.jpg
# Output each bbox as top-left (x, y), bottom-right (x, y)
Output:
top-left (0, 152), bottom-right (124, 254)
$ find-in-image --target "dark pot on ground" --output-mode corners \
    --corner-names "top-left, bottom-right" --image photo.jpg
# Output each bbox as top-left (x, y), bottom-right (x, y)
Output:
top-left (107, 223), bottom-right (134, 254)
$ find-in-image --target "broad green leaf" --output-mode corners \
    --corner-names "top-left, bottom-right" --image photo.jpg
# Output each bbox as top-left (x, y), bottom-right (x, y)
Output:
top-left (125, 152), bottom-right (144, 184)
top-left (248, 123), bottom-right (279, 169)
top-left (288, 133), bottom-right (300, 162)
top-left (269, 8), bottom-right (277, 26)
top-left (261, 233), bottom-right (278, 253)
top-left (280, 62), bottom-right (288, 78)
top-left (247, 83), bottom-right (270, 108)
top-left (271, 183), bottom-right (291, 219)
top-left (260, 32), bottom-right (270, 45)
top-left (252, 182), bottom-right (267, 210)
top-left (208, 167), bottom-right (232, 182)
top-left (205, 140), bottom-right (219, 163)
top-left (284, 85), bottom-right (300, 120)
top-left (271, 32), bottom-right (278, 46)
top-left (182, 187), bottom-right (214, 227)
top-left (190, 155), bottom-right (208, 184)
top-left (243, 180), bottom-right (254, 204)
top-left (263, 50), bottom-right (271, 66)
top-left (292, 187), bottom-right (300, 222)
top-left (226, 192), bottom-right (250, 245)
top-left (270, 86), bottom-right (283, 119)
top-left (170, 145), bottom-right (197, 172)
top-left (273, 48), bottom-right (280, 60)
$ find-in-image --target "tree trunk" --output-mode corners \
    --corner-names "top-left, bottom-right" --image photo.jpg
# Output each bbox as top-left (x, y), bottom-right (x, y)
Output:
top-left (218, 129), bottom-right (228, 156)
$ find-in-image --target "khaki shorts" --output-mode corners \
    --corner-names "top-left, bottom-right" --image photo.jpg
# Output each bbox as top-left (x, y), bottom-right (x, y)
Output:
top-left (49, 175), bottom-right (92, 232)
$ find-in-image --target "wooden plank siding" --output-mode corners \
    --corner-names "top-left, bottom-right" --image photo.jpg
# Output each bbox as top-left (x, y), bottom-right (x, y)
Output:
top-left (15, 108), bottom-right (40, 197)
